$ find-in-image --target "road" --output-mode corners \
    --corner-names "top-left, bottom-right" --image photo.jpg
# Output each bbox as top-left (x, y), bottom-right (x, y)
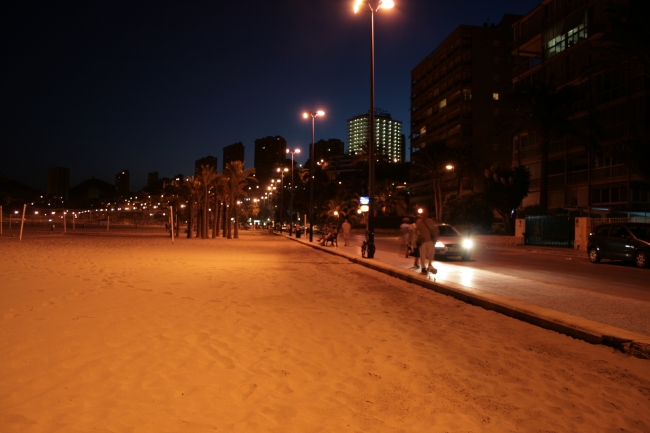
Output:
top-left (342, 233), bottom-right (650, 337)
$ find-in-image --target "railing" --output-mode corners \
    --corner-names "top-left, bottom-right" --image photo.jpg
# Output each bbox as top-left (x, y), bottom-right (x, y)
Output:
top-left (592, 165), bottom-right (628, 181)
top-left (513, 57), bottom-right (542, 77)
top-left (519, 146), bottom-right (540, 160)
top-left (549, 173), bottom-right (565, 186)
top-left (567, 170), bottom-right (588, 183)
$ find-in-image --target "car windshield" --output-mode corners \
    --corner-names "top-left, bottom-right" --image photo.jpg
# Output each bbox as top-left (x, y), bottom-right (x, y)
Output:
top-left (438, 225), bottom-right (460, 237)
top-left (628, 225), bottom-right (650, 241)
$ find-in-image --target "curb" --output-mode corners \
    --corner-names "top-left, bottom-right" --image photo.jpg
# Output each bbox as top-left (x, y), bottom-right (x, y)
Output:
top-left (281, 234), bottom-right (650, 360)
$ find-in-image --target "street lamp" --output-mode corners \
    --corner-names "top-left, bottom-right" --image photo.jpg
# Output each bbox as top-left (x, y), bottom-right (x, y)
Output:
top-left (303, 110), bottom-right (325, 242)
top-left (277, 167), bottom-right (288, 232)
top-left (286, 147), bottom-right (301, 235)
top-left (354, 0), bottom-right (394, 258)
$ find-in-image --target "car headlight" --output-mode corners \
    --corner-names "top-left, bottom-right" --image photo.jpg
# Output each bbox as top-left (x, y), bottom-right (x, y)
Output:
top-left (435, 241), bottom-right (445, 248)
top-left (462, 239), bottom-right (473, 249)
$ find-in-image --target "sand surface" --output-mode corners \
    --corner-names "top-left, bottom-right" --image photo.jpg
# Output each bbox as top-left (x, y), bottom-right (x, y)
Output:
top-left (1, 233), bottom-right (649, 432)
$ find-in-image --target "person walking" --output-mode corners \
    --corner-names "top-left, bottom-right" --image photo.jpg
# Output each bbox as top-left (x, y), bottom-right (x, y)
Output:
top-left (409, 219), bottom-right (420, 269)
top-left (341, 219), bottom-right (352, 246)
top-left (399, 217), bottom-right (411, 257)
top-left (415, 209), bottom-right (439, 275)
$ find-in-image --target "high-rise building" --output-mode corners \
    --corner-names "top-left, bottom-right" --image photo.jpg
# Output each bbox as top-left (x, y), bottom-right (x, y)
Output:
top-left (47, 166), bottom-right (70, 201)
top-left (254, 136), bottom-right (287, 188)
top-left (409, 15), bottom-right (520, 213)
top-left (511, 0), bottom-right (650, 212)
top-left (195, 155), bottom-right (218, 175)
top-left (223, 142), bottom-right (245, 171)
top-left (314, 138), bottom-right (345, 162)
top-left (115, 170), bottom-right (130, 199)
top-left (147, 172), bottom-right (159, 190)
top-left (347, 109), bottom-right (404, 163)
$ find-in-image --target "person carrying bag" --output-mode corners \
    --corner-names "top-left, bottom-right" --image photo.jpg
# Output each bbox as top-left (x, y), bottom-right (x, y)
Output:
top-left (415, 209), bottom-right (439, 275)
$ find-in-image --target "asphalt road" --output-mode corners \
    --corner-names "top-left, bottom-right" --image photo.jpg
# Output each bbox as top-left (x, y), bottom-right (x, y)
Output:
top-left (344, 233), bottom-right (650, 337)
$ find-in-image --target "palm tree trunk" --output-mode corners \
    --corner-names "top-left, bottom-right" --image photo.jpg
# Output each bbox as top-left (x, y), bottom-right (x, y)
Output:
top-left (222, 201), bottom-right (227, 237)
top-left (234, 200), bottom-right (239, 239)
top-left (202, 189), bottom-right (209, 239)
top-left (186, 202), bottom-right (192, 238)
top-left (226, 203), bottom-right (232, 239)
top-left (212, 195), bottom-right (218, 238)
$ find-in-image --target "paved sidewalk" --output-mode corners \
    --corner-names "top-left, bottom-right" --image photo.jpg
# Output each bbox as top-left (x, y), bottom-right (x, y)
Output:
top-left (279, 232), bottom-right (650, 359)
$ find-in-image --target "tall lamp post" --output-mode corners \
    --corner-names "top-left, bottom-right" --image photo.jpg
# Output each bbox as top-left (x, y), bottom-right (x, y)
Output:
top-left (303, 110), bottom-right (325, 242)
top-left (354, 0), bottom-right (394, 258)
top-left (286, 147), bottom-right (300, 236)
top-left (277, 167), bottom-right (288, 233)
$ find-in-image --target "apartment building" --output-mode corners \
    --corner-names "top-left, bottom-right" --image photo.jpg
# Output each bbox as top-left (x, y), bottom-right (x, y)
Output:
top-left (512, 0), bottom-right (649, 213)
top-left (409, 15), bottom-right (520, 213)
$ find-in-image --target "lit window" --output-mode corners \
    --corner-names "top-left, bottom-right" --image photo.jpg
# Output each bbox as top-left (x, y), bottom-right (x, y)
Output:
top-left (493, 93), bottom-right (499, 101)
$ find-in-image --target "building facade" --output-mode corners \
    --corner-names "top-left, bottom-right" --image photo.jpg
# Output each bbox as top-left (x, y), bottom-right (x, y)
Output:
top-left (512, 0), bottom-right (649, 214)
top-left (409, 15), bottom-right (520, 213)
top-left (223, 142), bottom-right (245, 171)
top-left (314, 138), bottom-right (345, 162)
top-left (347, 109), bottom-right (405, 163)
top-left (47, 166), bottom-right (70, 201)
top-left (115, 170), bottom-right (130, 200)
top-left (254, 136), bottom-right (287, 188)
top-left (195, 155), bottom-right (218, 175)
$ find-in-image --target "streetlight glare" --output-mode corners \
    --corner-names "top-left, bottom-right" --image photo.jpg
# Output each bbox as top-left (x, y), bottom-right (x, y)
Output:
top-left (316, 110), bottom-right (325, 116)
top-left (295, 149), bottom-right (301, 154)
top-left (303, 112), bottom-right (309, 118)
top-left (353, 0), bottom-right (363, 13)
top-left (379, 0), bottom-right (394, 10)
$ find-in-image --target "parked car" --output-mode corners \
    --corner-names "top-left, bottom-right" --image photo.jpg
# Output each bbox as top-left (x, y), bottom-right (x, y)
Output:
top-left (587, 223), bottom-right (650, 268)
top-left (434, 224), bottom-right (473, 261)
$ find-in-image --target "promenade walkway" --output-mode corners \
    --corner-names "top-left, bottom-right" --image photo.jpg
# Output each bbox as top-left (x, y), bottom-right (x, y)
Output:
top-left (281, 231), bottom-right (650, 359)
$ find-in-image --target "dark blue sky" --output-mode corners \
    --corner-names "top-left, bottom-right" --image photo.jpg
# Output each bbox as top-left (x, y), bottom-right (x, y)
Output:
top-left (2, 0), bottom-right (540, 192)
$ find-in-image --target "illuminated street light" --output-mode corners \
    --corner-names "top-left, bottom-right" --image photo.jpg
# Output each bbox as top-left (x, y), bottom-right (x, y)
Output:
top-left (286, 147), bottom-right (300, 236)
top-left (354, 0), bottom-right (394, 258)
top-left (303, 109), bottom-right (325, 242)
top-left (277, 167), bottom-right (288, 232)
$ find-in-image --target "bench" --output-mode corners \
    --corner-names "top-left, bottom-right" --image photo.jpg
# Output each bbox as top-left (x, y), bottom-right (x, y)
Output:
top-left (323, 231), bottom-right (338, 247)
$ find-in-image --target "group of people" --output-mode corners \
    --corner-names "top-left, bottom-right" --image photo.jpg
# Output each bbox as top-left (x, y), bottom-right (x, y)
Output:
top-left (400, 209), bottom-right (439, 275)
top-left (317, 219), bottom-right (352, 246)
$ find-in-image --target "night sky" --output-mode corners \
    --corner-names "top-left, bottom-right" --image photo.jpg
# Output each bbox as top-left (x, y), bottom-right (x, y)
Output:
top-left (2, 0), bottom-right (541, 192)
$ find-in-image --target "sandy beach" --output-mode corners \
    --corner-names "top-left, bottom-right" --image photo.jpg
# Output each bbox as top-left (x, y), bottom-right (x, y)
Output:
top-left (1, 232), bottom-right (649, 432)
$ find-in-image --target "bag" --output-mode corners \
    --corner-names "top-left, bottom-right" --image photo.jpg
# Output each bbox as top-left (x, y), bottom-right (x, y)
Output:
top-left (409, 246), bottom-right (420, 258)
top-left (416, 236), bottom-right (424, 247)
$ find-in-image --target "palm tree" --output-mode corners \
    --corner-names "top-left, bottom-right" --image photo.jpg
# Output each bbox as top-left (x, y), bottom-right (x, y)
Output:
top-left (212, 175), bottom-right (227, 238)
top-left (412, 142), bottom-right (451, 220)
top-left (374, 180), bottom-right (407, 216)
top-left (196, 164), bottom-right (218, 239)
top-left (183, 177), bottom-right (202, 238)
top-left (223, 161), bottom-right (257, 239)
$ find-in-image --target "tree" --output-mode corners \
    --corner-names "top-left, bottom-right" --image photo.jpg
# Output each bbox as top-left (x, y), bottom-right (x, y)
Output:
top-left (442, 192), bottom-right (493, 232)
top-left (484, 165), bottom-right (531, 235)
top-left (196, 164), bottom-right (218, 239)
top-left (510, 82), bottom-right (582, 210)
top-left (223, 161), bottom-right (256, 239)
top-left (374, 180), bottom-right (407, 216)
top-left (212, 175), bottom-right (228, 238)
top-left (411, 142), bottom-right (451, 220)
top-left (183, 177), bottom-right (202, 238)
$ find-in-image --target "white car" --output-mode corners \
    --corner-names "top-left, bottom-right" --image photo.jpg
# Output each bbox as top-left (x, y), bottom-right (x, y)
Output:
top-left (434, 224), bottom-right (473, 261)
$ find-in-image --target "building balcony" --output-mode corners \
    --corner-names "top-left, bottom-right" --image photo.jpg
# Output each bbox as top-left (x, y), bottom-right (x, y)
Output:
top-left (567, 170), bottom-right (588, 184)
top-left (592, 165), bottom-right (628, 181)
top-left (513, 57), bottom-right (542, 78)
